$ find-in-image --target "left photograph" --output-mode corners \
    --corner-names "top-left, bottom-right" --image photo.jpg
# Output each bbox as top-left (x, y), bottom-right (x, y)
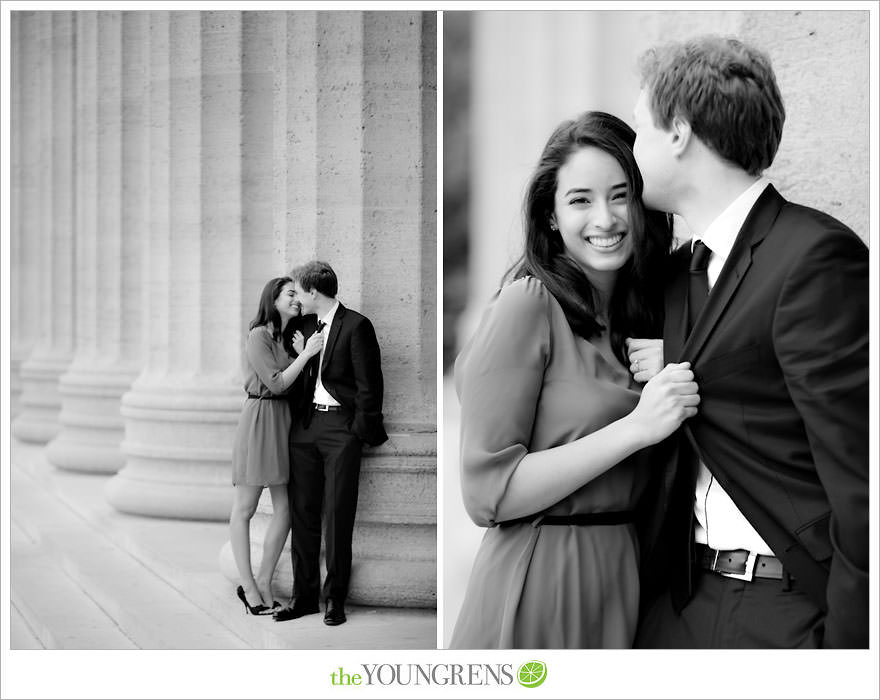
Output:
top-left (7, 10), bottom-right (437, 649)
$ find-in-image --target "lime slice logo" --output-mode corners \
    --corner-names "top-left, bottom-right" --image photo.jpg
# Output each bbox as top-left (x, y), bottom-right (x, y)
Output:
top-left (517, 660), bottom-right (547, 688)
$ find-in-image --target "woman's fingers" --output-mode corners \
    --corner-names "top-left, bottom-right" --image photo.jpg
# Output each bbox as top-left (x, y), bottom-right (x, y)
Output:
top-left (680, 393), bottom-right (701, 406)
top-left (626, 337), bottom-right (662, 352)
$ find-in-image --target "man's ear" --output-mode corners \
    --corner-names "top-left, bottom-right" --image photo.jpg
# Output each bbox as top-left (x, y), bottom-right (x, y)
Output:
top-left (669, 115), bottom-right (693, 158)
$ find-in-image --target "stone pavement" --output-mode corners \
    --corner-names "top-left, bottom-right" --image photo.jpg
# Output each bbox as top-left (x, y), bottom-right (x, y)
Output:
top-left (9, 440), bottom-right (436, 650)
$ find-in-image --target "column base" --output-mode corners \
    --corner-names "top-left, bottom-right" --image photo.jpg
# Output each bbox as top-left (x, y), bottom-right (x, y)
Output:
top-left (45, 363), bottom-right (138, 474)
top-left (12, 353), bottom-right (70, 444)
top-left (9, 345), bottom-right (31, 419)
top-left (106, 377), bottom-right (244, 521)
top-left (218, 430), bottom-right (437, 608)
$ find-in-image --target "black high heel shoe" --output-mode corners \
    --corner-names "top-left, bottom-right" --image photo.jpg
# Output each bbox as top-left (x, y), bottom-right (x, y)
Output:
top-left (236, 585), bottom-right (269, 615)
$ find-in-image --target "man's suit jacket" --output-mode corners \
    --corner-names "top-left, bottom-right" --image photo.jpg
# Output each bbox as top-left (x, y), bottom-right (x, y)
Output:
top-left (297, 303), bottom-right (388, 447)
top-left (646, 185), bottom-right (868, 648)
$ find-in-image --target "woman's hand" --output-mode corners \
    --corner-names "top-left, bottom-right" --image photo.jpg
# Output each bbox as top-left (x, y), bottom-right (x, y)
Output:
top-left (627, 362), bottom-right (700, 446)
top-left (292, 330), bottom-right (305, 355)
top-left (626, 337), bottom-right (664, 383)
top-left (303, 330), bottom-right (324, 359)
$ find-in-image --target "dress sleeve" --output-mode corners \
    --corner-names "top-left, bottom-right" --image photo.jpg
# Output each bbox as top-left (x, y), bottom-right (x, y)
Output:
top-left (454, 278), bottom-right (552, 527)
top-left (246, 328), bottom-right (288, 395)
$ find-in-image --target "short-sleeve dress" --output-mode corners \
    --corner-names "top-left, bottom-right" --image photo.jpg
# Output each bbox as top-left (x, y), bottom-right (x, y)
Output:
top-left (231, 326), bottom-right (296, 486)
top-left (449, 276), bottom-right (653, 649)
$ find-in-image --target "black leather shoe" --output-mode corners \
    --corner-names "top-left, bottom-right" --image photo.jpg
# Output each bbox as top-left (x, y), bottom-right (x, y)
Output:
top-left (324, 598), bottom-right (346, 626)
top-left (273, 598), bottom-right (319, 622)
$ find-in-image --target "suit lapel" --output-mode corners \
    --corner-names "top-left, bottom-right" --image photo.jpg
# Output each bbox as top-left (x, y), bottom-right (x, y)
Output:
top-left (680, 185), bottom-right (784, 363)
top-left (321, 302), bottom-right (346, 373)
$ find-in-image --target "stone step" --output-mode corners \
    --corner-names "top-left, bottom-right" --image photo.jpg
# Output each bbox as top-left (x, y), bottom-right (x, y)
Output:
top-left (10, 522), bottom-right (135, 649)
top-left (11, 461), bottom-right (249, 650)
top-left (11, 441), bottom-right (437, 649)
top-left (9, 604), bottom-right (45, 650)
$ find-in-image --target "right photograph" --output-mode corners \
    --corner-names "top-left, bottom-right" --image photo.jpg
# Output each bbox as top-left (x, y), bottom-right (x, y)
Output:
top-left (442, 10), bottom-right (870, 650)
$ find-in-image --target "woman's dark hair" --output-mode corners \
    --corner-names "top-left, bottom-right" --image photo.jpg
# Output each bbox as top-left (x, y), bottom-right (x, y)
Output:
top-left (249, 276), bottom-right (300, 355)
top-left (505, 110), bottom-right (673, 366)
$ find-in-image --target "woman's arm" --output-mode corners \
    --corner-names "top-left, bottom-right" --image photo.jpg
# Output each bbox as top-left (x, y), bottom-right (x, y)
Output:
top-left (247, 328), bottom-right (323, 394)
top-left (456, 278), bottom-right (698, 526)
top-left (493, 362), bottom-right (697, 521)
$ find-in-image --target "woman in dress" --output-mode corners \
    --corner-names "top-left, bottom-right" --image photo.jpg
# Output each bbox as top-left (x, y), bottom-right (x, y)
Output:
top-left (230, 276), bottom-right (324, 615)
top-left (450, 111), bottom-right (699, 648)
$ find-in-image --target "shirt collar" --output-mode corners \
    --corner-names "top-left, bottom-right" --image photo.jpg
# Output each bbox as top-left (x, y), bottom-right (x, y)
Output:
top-left (319, 300), bottom-right (340, 328)
top-left (692, 177), bottom-right (770, 259)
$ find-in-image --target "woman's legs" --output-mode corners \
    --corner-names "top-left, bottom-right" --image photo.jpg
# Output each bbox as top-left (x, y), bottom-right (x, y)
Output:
top-left (255, 484), bottom-right (291, 605)
top-left (229, 484), bottom-right (266, 606)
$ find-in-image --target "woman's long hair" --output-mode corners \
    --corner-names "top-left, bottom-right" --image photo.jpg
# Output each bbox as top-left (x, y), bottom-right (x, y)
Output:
top-left (248, 276), bottom-right (300, 356)
top-left (504, 111), bottom-right (673, 366)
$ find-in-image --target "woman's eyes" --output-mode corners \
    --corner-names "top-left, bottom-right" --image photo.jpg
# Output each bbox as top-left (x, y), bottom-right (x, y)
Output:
top-left (568, 193), bottom-right (628, 205)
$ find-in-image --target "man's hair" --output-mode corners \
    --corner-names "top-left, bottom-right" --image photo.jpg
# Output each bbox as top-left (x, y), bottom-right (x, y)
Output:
top-left (638, 35), bottom-right (785, 176)
top-left (290, 260), bottom-right (338, 298)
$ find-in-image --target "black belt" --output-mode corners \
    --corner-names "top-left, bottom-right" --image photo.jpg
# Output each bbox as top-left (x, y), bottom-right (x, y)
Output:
top-left (498, 511), bottom-right (634, 528)
top-left (313, 403), bottom-right (344, 412)
top-left (247, 394), bottom-right (287, 400)
top-left (697, 544), bottom-right (785, 581)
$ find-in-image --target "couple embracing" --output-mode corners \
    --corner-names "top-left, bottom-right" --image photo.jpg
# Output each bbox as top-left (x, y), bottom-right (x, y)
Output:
top-left (228, 261), bottom-right (387, 627)
top-left (451, 36), bottom-right (868, 649)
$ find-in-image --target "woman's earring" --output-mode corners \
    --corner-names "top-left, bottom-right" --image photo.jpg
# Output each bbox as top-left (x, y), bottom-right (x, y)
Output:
top-left (549, 221), bottom-right (558, 232)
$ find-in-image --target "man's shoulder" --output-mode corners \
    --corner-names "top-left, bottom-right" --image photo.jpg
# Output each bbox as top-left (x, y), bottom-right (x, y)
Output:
top-left (337, 303), bottom-right (367, 322)
top-left (773, 199), bottom-right (864, 248)
top-left (336, 304), bottom-right (376, 332)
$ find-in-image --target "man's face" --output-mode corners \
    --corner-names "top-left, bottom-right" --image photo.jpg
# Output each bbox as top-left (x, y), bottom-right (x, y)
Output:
top-left (632, 88), bottom-right (675, 212)
top-left (292, 280), bottom-right (317, 315)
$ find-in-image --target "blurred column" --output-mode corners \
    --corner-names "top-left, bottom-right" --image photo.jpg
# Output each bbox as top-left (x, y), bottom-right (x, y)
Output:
top-left (47, 11), bottom-right (149, 473)
top-left (106, 11), bottom-right (245, 519)
top-left (13, 12), bottom-right (76, 444)
top-left (461, 12), bottom-right (610, 346)
top-left (9, 12), bottom-right (26, 418)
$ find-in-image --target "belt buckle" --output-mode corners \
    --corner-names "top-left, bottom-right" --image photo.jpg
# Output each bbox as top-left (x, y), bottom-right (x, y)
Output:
top-left (315, 404), bottom-right (328, 412)
top-left (723, 551), bottom-right (757, 582)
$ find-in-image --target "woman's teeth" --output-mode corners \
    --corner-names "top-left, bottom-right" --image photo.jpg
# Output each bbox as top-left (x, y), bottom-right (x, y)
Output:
top-left (587, 233), bottom-right (624, 248)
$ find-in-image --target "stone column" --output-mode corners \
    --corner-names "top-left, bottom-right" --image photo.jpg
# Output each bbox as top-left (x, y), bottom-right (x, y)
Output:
top-left (47, 11), bottom-right (149, 473)
top-left (353, 10), bottom-right (437, 607)
top-left (106, 11), bottom-right (245, 520)
top-left (219, 11), bottom-right (437, 608)
top-left (13, 12), bottom-right (76, 444)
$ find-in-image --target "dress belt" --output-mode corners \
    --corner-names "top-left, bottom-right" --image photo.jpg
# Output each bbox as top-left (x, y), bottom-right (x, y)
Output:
top-left (247, 394), bottom-right (288, 400)
top-left (498, 511), bottom-right (634, 528)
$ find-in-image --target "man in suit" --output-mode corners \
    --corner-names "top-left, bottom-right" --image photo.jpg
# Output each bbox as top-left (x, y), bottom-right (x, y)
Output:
top-left (629, 36), bottom-right (868, 648)
top-left (274, 260), bottom-right (387, 626)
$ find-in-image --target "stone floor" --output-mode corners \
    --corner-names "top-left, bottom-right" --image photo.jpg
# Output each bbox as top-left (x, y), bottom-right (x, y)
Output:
top-left (9, 440), bottom-right (436, 650)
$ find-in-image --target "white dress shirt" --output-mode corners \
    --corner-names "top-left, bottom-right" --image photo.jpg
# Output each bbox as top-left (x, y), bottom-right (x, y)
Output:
top-left (312, 301), bottom-right (341, 407)
top-left (691, 177), bottom-right (775, 555)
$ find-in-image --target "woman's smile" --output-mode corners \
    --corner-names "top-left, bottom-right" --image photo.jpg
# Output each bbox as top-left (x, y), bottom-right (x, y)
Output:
top-left (585, 231), bottom-right (627, 250)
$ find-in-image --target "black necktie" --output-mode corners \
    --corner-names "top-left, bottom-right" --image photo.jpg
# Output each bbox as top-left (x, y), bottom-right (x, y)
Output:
top-left (688, 240), bottom-right (711, 332)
